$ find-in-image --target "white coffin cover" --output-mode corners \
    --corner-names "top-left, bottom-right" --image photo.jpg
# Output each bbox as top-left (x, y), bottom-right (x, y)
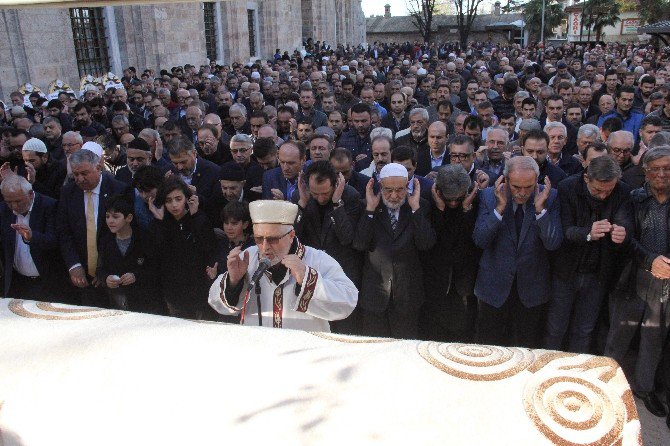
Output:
top-left (0, 298), bottom-right (641, 445)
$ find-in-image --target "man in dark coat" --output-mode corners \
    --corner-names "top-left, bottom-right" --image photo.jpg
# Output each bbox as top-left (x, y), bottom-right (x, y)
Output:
top-left (545, 156), bottom-right (632, 354)
top-left (294, 161), bottom-right (362, 333)
top-left (352, 162), bottom-right (436, 339)
top-left (167, 134), bottom-right (221, 202)
top-left (57, 148), bottom-right (128, 306)
top-left (0, 175), bottom-right (61, 300)
top-left (521, 129), bottom-right (567, 188)
top-left (329, 147), bottom-right (370, 197)
top-left (420, 165), bottom-right (481, 342)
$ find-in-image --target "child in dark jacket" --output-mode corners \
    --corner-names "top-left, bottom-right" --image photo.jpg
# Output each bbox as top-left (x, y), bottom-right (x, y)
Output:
top-left (97, 195), bottom-right (160, 313)
top-left (149, 177), bottom-right (217, 319)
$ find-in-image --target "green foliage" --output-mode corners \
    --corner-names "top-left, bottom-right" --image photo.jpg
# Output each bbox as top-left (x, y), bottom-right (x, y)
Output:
top-left (582, 0), bottom-right (620, 40)
top-left (638, 0), bottom-right (670, 25)
top-left (505, 0), bottom-right (564, 42)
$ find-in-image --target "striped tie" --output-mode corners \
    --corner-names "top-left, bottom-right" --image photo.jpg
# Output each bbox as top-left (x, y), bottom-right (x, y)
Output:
top-left (389, 209), bottom-right (398, 231)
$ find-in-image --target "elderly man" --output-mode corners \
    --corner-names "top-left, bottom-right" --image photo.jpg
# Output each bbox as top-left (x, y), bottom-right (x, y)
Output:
top-left (352, 163), bottom-right (436, 339)
top-left (208, 200), bottom-right (357, 331)
top-left (576, 124), bottom-right (601, 158)
top-left (182, 104), bottom-right (204, 144)
top-left (546, 156), bottom-right (631, 353)
top-left (223, 134), bottom-right (264, 201)
top-left (607, 146), bottom-right (670, 419)
top-left (396, 108), bottom-right (429, 155)
top-left (262, 141), bottom-right (306, 201)
top-left (416, 121), bottom-right (448, 178)
top-left (0, 174), bottom-right (59, 300)
top-left (21, 138), bottom-right (66, 199)
top-left (609, 130), bottom-right (644, 189)
top-left (57, 149), bottom-right (127, 306)
top-left (229, 103), bottom-right (251, 135)
top-left (479, 127), bottom-right (509, 182)
top-left (545, 122), bottom-right (582, 176)
top-left (114, 138), bottom-right (152, 186)
top-left (473, 156), bottom-right (563, 347)
top-left (167, 134), bottom-right (220, 202)
top-left (421, 164), bottom-right (481, 342)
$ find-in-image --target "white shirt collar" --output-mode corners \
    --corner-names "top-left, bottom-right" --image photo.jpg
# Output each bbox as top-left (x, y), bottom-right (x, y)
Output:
top-left (87, 176), bottom-right (103, 195)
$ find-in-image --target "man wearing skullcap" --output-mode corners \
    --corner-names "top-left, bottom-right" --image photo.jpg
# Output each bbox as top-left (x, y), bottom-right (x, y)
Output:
top-left (22, 138), bottom-right (66, 199)
top-left (208, 200), bottom-right (357, 331)
top-left (352, 162), bottom-right (436, 339)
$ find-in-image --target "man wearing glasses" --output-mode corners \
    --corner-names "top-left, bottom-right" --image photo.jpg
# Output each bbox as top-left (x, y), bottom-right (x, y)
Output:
top-left (447, 134), bottom-right (489, 189)
top-left (607, 146), bottom-right (670, 420)
top-left (222, 134), bottom-right (263, 201)
top-left (609, 130), bottom-right (644, 189)
top-left (208, 200), bottom-right (357, 332)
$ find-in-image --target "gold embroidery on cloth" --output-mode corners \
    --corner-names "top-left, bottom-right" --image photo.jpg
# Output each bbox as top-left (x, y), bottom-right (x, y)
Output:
top-left (8, 299), bottom-right (124, 320)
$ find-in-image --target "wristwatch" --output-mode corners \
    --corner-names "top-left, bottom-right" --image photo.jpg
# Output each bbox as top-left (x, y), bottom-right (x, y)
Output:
top-left (586, 233), bottom-right (592, 242)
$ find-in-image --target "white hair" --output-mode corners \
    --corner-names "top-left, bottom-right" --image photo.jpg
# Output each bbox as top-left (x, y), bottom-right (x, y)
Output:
top-left (1, 174), bottom-right (32, 195)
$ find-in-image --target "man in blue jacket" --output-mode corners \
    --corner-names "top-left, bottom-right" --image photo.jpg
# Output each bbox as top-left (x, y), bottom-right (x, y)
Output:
top-left (473, 156), bottom-right (563, 348)
top-left (597, 86), bottom-right (644, 142)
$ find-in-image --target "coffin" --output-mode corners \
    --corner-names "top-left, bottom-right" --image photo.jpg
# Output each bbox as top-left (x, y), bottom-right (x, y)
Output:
top-left (0, 298), bottom-right (641, 445)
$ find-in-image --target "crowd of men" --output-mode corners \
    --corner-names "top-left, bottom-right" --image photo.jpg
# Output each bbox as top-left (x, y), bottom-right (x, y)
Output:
top-left (1, 39), bottom-right (670, 424)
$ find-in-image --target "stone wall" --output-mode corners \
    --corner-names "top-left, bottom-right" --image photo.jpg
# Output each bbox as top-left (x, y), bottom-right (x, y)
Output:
top-left (0, 9), bottom-right (79, 102)
top-left (115, 3), bottom-right (207, 72)
top-left (367, 30), bottom-right (514, 46)
top-left (259, 0), bottom-right (303, 59)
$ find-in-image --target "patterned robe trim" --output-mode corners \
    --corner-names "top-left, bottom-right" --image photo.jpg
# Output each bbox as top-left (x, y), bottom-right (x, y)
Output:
top-left (272, 286), bottom-right (283, 328)
top-left (218, 271), bottom-right (249, 313)
top-left (297, 267), bottom-right (319, 313)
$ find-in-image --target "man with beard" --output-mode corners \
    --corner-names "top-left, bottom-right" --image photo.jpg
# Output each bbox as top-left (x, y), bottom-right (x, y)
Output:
top-left (473, 156), bottom-right (562, 348)
top-left (395, 107), bottom-right (429, 155)
top-left (21, 138), bottom-right (66, 199)
top-left (114, 138), bottom-right (153, 186)
top-left (352, 162), bottom-right (435, 339)
top-left (338, 103), bottom-right (373, 171)
top-left (167, 135), bottom-right (220, 202)
top-left (42, 117), bottom-right (64, 161)
top-left (72, 103), bottom-right (106, 135)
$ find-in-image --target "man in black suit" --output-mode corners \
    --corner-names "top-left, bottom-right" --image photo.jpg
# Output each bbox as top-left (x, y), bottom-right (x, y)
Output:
top-left (167, 134), bottom-right (221, 202)
top-left (420, 164), bottom-right (481, 342)
top-left (57, 149), bottom-right (127, 306)
top-left (352, 162), bottom-right (436, 339)
top-left (329, 147), bottom-right (369, 197)
top-left (0, 175), bottom-right (60, 300)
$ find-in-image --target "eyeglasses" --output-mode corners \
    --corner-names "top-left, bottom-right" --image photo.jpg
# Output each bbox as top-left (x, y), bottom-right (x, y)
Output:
top-left (253, 230), bottom-right (291, 246)
top-left (230, 147), bottom-right (250, 154)
top-left (450, 153), bottom-right (472, 161)
top-left (645, 166), bottom-right (670, 175)
top-left (610, 147), bottom-right (631, 155)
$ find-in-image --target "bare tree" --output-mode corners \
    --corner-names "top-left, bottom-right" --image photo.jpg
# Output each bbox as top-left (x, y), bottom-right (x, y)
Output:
top-left (454, 0), bottom-right (486, 49)
top-left (407, 0), bottom-right (439, 43)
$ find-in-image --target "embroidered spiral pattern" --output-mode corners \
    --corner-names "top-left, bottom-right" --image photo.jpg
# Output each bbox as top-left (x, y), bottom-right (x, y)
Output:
top-left (8, 299), bottom-right (124, 320)
top-left (417, 342), bottom-right (536, 381)
top-left (523, 375), bottom-right (627, 445)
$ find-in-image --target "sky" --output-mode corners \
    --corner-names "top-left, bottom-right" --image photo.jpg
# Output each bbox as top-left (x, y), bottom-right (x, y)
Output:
top-left (361, 1), bottom-right (495, 18)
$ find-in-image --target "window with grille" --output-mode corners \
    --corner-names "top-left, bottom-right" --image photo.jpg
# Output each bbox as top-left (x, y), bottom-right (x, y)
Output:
top-left (247, 9), bottom-right (257, 57)
top-left (203, 2), bottom-right (217, 62)
top-left (69, 7), bottom-right (110, 77)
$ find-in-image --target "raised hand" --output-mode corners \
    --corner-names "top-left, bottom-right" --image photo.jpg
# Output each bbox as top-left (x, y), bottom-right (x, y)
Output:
top-left (11, 223), bottom-right (32, 241)
top-left (188, 194), bottom-right (199, 215)
top-left (154, 136), bottom-right (164, 161)
top-left (331, 172), bottom-right (346, 204)
top-left (462, 184), bottom-right (479, 212)
top-left (206, 262), bottom-right (219, 280)
top-left (147, 196), bottom-right (164, 220)
top-left (281, 254), bottom-right (307, 284)
top-left (431, 184), bottom-right (446, 211)
top-left (365, 178), bottom-right (380, 212)
top-left (24, 162), bottom-right (36, 184)
top-left (475, 169), bottom-right (489, 190)
top-left (297, 170), bottom-right (310, 208)
top-left (227, 246), bottom-right (249, 287)
top-left (494, 175), bottom-right (508, 215)
top-left (534, 176), bottom-right (551, 214)
top-left (408, 178), bottom-right (420, 212)
top-left (271, 188), bottom-right (285, 201)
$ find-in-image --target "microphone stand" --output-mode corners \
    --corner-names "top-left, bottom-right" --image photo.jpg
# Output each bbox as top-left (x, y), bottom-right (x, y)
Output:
top-left (255, 280), bottom-right (262, 326)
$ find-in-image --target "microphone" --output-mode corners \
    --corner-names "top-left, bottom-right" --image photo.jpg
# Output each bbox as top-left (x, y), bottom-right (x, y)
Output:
top-left (247, 257), bottom-right (272, 292)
